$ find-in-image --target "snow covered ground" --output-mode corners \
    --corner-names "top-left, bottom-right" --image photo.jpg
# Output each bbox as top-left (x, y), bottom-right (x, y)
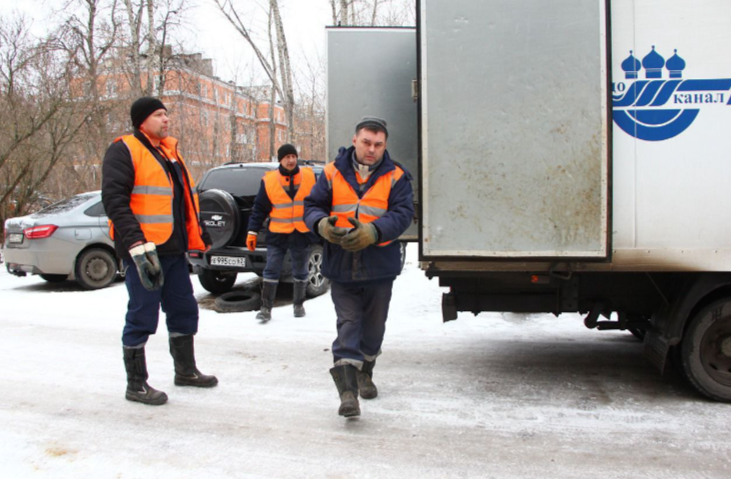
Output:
top-left (1, 245), bottom-right (730, 478)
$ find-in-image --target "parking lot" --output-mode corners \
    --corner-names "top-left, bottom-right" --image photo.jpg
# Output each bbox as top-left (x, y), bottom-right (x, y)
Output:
top-left (1, 246), bottom-right (730, 478)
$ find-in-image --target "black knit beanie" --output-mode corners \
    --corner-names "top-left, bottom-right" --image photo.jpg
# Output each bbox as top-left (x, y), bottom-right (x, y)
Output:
top-left (130, 97), bottom-right (167, 129)
top-left (277, 143), bottom-right (298, 161)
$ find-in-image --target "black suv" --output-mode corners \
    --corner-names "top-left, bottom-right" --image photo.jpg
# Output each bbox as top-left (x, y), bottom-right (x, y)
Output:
top-left (188, 161), bottom-right (329, 297)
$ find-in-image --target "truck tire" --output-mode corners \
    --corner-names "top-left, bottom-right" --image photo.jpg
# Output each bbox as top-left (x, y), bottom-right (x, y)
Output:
top-left (306, 244), bottom-right (330, 298)
top-left (75, 248), bottom-right (118, 290)
top-left (215, 290), bottom-right (261, 313)
top-left (199, 269), bottom-right (237, 294)
top-left (680, 298), bottom-right (731, 402)
top-left (199, 189), bottom-right (240, 249)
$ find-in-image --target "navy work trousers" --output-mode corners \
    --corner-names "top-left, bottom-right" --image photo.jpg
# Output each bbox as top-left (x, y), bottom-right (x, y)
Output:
top-left (263, 242), bottom-right (310, 282)
top-left (330, 279), bottom-right (394, 367)
top-left (122, 253), bottom-right (198, 347)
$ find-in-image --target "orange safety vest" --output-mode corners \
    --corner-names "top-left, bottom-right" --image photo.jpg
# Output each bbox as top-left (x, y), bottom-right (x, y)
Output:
top-left (109, 134), bottom-right (206, 251)
top-left (263, 167), bottom-right (316, 233)
top-left (324, 162), bottom-right (404, 246)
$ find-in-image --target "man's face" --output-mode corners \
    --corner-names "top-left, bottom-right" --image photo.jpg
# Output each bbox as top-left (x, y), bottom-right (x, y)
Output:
top-left (352, 128), bottom-right (387, 166)
top-left (280, 153), bottom-right (298, 171)
top-left (139, 108), bottom-right (169, 141)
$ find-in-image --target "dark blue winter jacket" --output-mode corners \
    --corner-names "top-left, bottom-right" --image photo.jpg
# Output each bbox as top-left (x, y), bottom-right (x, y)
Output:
top-left (247, 164), bottom-right (316, 248)
top-left (304, 146), bottom-right (414, 283)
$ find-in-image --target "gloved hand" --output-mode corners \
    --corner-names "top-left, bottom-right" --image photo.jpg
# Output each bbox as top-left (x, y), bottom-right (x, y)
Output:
top-left (341, 217), bottom-right (378, 252)
top-left (201, 231), bottom-right (213, 248)
top-left (317, 215), bottom-right (348, 245)
top-left (129, 242), bottom-right (164, 291)
top-left (246, 232), bottom-right (257, 251)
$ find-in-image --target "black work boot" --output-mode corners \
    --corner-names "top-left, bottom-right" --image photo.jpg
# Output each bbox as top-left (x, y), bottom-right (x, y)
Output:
top-left (123, 347), bottom-right (168, 406)
top-left (357, 359), bottom-right (378, 399)
top-left (330, 365), bottom-right (360, 417)
top-left (293, 280), bottom-right (307, 318)
top-left (256, 281), bottom-right (277, 321)
top-left (169, 335), bottom-right (218, 388)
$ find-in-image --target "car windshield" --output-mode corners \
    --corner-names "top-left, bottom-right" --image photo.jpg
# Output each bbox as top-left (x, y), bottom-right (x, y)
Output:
top-left (33, 193), bottom-right (97, 217)
top-left (199, 167), bottom-right (271, 197)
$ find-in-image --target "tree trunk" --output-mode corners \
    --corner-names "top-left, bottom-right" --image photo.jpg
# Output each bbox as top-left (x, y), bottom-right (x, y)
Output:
top-left (270, 0), bottom-right (294, 142)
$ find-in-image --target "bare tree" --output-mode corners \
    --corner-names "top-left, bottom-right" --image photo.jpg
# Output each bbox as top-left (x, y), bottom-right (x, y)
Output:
top-left (119, 0), bottom-right (187, 96)
top-left (213, 0), bottom-right (295, 156)
top-left (329, 0), bottom-right (414, 26)
top-left (121, 0), bottom-right (145, 95)
top-left (0, 16), bottom-right (89, 235)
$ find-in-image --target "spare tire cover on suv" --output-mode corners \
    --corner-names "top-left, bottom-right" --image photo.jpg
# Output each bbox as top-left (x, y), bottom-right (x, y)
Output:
top-left (199, 189), bottom-right (240, 249)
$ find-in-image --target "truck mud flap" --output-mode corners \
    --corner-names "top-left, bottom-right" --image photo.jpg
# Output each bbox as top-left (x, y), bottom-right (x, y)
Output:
top-left (644, 330), bottom-right (670, 374)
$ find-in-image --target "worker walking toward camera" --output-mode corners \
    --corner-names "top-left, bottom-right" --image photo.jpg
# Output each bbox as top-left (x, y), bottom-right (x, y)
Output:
top-left (102, 97), bottom-right (217, 406)
top-left (246, 144), bottom-right (317, 321)
top-left (304, 117), bottom-right (414, 418)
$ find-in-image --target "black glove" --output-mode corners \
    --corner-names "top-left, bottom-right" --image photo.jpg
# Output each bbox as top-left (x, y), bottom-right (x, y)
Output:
top-left (317, 215), bottom-right (348, 245)
top-left (129, 242), bottom-right (164, 291)
top-left (341, 217), bottom-right (378, 252)
top-left (201, 230), bottom-right (213, 248)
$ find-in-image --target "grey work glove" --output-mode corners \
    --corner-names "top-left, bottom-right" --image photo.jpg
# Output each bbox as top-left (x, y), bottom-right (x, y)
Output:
top-left (129, 242), bottom-right (164, 291)
top-left (318, 215), bottom-right (348, 245)
top-left (341, 217), bottom-right (378, 252)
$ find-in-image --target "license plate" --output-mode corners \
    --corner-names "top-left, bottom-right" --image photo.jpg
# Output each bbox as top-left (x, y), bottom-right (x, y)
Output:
top-left (210, 256), bottom-right (246, 267)
top-left (8, 233), bottom-right (23, 244)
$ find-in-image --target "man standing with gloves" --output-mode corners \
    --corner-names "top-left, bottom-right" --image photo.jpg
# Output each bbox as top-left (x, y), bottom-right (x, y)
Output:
top-left (246, 144), bottom-right (317, 321)
top-left (102, 97), bottom-right (217, 406)
top-left (304, 117), bottom-right (414, 418)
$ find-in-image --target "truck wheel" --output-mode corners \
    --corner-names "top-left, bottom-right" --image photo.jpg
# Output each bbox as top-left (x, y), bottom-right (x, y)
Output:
top-left (306, 244), bottom-right (330, 298)
top-left (680, 298), bottom-right (731, 402)
top-left (199, 189), bottom-right (240, 249)
top-left (198, 269), bottom-right (237, 294)
top-left (75, 248), bottom-right (118, 290)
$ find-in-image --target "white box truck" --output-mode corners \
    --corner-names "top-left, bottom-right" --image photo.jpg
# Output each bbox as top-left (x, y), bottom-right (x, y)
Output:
top-left (327, 0), bottom-right (731, 401)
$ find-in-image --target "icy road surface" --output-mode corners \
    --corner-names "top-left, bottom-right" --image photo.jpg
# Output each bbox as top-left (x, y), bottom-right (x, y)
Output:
top-left (1, 246), bottom-right (730, 478)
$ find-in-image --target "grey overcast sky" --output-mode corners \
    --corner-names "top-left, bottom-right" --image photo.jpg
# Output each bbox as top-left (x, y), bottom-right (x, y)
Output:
top-left (0, 0), bottom-right (334, 85)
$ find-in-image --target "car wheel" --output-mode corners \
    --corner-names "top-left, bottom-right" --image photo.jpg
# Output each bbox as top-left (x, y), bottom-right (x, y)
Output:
top-left (199, 268), bottom-right (237, 294)
top-left (306, 244), bottom-right (330, 298)
top-left (215, 290), bottom-right (261, 313)
top-left (75, 248), bottom-right (117, 290)
top-left (680, 298), bottom-right (731, 402)
top-left (40, 274), bottom-right (68, 283)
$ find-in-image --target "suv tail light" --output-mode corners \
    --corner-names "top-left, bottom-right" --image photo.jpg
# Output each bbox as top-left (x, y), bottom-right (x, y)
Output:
top-left (23, 224), bottom-right (58, 239)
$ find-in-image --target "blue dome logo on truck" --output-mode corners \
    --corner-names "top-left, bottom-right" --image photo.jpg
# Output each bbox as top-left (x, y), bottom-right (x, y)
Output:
top-left (613, 46), bottom-right (731, 141)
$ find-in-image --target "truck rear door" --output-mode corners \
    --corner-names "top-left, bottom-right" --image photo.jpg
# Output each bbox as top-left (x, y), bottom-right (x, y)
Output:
top-left (419, 0), bottom-right (611, 259)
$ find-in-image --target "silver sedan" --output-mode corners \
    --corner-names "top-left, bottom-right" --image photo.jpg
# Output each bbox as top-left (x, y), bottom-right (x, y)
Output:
top-left (3, 191), bottom-right (119, 289)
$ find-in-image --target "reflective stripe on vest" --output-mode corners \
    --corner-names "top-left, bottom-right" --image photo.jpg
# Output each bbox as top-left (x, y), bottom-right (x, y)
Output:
top-left (324, 162), bottom-right (404, 246)
top-left (108, 135), bottom-right (206, 251)
top-left (264, 167), bottom-right (316, 233)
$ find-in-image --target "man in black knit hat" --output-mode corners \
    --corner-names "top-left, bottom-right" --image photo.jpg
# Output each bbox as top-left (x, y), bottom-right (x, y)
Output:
top-left (246, 144), bottom-right (317, 321)
top-left (102, 97), bottom-right (217, 406)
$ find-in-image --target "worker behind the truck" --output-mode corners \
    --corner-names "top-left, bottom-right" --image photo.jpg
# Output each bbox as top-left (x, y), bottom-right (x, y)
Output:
top-left (246, 144), bottom-right (318, 321)
top-left (304, 116), bottom-right (414, 418)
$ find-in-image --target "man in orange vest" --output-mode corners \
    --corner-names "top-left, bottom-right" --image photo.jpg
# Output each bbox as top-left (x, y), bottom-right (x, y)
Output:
top-left (304, 117), bottom-right (414, 418)
top-left (246, 144), bottom-right (317, 321)
top-left (101, 97), bottom-right (217, 406)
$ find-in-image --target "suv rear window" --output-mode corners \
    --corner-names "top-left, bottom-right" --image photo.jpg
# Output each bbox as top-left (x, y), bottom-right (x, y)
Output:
top-left (199, 167), bottom-right (271, 197)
